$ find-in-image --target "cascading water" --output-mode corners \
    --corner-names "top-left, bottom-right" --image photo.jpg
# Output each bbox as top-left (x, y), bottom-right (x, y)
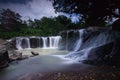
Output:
top-left (16, 37), bottom-right (23, 50)
top-left (15, 29), bottom-right (120, 63)
top-left (16, 37), bottom-right (31, 50)
top-left (16, 36), bottom-right (61, 50)
top-left (65, 29), bottom-right (120, 61)
top-left (26, 38), bottom-right (31, 49)
top-left (73, 29), bottom-right (85, 52)
top-left (49, 36), bottom-right (62, 48)
top-left (42, 37), bottom-right (48, 48)
top-left (65, 31), bottom-right (69, 50)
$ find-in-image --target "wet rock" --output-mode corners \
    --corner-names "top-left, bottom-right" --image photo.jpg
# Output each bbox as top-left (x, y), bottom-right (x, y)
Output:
top-left (30, 38), bottom-right (40, 48)
top-left (83, 38), bottom-right (120, 66)
top-left (87, 26), bottom-right (107, 31)
top-left (30, 51), bottom-right (39, 57)
top-left (59, 30), bottom-right (79, 50)
top-left (0, 38), bottom-right (14, 69)
top-left (9, 50), bottom-right (28, 61)
top-left (0, 51), bottom-right (9, 69)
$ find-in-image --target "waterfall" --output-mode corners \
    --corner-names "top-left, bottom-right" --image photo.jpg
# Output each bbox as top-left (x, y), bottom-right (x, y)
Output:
top-left (16, 37), bottom-right (23, 50)
top-left (16, 37), bottom-right (31, 50)
top-left (16, 36), bottom-right (61, 50)
top-left (15, 29), bottom-right (120, 62)
top-left (65, 29), bottom-right (120, 61)
top-left (42, 37), bottom-right (48, 49)
top-left (49, 36), bottom-right (62, 48)
top-left (26, 38), bottom-right (31, 49)
top-left (73, 29), bottom-right (85, 51)
top-left (42, 36), bottom-right (62, 49)
top-left (65, 31), bottom-right (69, 50)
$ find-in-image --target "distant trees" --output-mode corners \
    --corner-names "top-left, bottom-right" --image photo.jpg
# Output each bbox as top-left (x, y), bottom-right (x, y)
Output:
top-left (27, 15), bottom-right (78, 36)
top-left (0, 8), bottom-right (81, 39)
top-left (0, 9), bottom-right (22, 32)
top-left (50, 0), bottom-right (120, 26)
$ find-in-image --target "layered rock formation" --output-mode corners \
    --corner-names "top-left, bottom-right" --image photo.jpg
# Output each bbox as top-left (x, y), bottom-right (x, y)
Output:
top-left (0, 39), bottom-right (12, 69)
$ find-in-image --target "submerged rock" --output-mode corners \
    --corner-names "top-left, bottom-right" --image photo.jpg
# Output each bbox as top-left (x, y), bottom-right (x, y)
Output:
top-left (30, 51), bottom-right (39, 57)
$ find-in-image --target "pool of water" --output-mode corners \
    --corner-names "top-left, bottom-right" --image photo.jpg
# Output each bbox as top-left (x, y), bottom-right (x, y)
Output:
top-left (0, 48), bottom-right (79, 80)
top-left (18, 48), bottom-right (68, 56)
top-left (1, 48), bottom-right (114, 80)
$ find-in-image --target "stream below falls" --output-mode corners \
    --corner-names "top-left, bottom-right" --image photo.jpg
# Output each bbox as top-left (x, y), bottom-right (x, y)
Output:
top-left (0, 49), bottom-right (90, 80)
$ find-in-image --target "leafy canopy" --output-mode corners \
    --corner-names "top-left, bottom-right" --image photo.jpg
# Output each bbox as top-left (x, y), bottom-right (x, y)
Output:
top-left (50, 0), bottom-right (120, 26)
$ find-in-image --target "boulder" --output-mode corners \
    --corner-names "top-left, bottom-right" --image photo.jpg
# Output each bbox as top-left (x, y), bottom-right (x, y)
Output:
top-left (0, 51), bottom-right (9, 69)
top-left (0, 39), bottom-right (13, 69)
top-left (9, 50), bottom-right (28, 61)
top-left (83, 38), bottom-right (120, 66)
top-left (31, 51), bottom-right (39, 57)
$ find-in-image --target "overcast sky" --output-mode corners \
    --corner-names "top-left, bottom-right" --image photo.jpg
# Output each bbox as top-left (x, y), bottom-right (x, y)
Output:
top-left (0, 0), bottom-right (79, 22)
top-left (0, 0), bottom-right (59, 20)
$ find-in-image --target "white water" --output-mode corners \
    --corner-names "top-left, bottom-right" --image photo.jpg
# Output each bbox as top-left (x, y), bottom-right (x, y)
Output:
top-left (41, 37), bottom-right (48, 48)
top-left (16, 37), bottom-right (31, 50)
top-left (49, 36), bottom-right (61, 48)
top-left (26, 38), bottom-right (31, 49)
top-left (16, 36), bottom-right (61, 50)
top-left (16, 29), bottom-right (119, 62)
top-left (16, 37), bottom-right (23, 50)
top-left (73, 29), bottom-right (85, 52)
top-left (65, 30), bottom-right (117, 61)
top-left (65, 31), bottom-right (69, 50)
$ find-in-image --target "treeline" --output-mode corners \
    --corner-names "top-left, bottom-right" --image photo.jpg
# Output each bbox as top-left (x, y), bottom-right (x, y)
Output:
top-left (0, 9), bottom-right (85, 39)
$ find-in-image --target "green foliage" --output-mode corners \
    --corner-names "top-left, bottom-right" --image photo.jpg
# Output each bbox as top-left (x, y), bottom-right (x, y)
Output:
top-left (27, 15), bottom-right (78, 36)
top-left (0, 9), bottom-right (81, 39)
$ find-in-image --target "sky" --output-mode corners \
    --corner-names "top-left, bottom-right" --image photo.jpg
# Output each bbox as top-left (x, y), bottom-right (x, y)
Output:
top-left (0, 0), bottom-right (79, 22)
top-left (0, 0), bottom-right (59, 20)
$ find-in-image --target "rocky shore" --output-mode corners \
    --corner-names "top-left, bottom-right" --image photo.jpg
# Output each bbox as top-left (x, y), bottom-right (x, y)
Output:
top-left (0, 38), bottom-right (29, 69)
top-left (18, 65), bottom-right (120, 80)
top-left (0, 39), bottom-right (13, 69)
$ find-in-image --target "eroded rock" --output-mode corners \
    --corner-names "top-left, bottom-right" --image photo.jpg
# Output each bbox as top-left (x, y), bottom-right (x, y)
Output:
top-left (9, 50), bottom-right (28, 61)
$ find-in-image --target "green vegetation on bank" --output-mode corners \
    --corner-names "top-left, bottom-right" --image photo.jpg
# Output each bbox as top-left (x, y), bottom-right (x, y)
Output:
top-left (0, 9), bottom-right (85, 39)
top-left (1, 0), bottom-right (120, 39)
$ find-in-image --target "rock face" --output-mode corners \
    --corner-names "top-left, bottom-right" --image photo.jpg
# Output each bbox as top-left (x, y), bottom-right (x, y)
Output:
top-left (0, 51), bottom-right (9, 69)
top-left (59, 30), bottom-right (80, 50)
top-left (9, 50), bottom-right (22, 61)
top-left (0, 38), bottom-right (29, 69)
top-left (0, 39), bottom-right (13, 69)
top-left (83, 38), bottom-right (120, 66)
top-left (9, 50), bottom-right (28, 61)
top-left (64, 28), bottom-right (120, 66)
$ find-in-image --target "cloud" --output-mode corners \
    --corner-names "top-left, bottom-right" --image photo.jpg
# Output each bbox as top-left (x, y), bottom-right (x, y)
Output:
top-left (0, 0), bottom-right (58, 20)
top-left (0, 0), bottom-right (31, 4)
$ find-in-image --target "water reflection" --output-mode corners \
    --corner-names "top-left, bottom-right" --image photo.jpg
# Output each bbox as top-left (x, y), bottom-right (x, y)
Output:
top-left (0, 49), bottom-right (70, 80)
top-left (19, 48), bottom-right (68, 55)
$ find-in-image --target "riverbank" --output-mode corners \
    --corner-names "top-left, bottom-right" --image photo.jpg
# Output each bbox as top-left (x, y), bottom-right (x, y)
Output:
top-left (19, 68), bottom-right (120, 80)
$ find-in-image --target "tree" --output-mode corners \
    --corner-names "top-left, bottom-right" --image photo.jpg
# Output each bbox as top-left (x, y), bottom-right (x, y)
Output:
top-left (50, 0), bottom-right (120, 26)
top-left (0, 8), bottom-right (22, 32)
top-left (54, 15), bottom-right (73, 29)
top-left (55, 15), bottom-right (71, 25)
